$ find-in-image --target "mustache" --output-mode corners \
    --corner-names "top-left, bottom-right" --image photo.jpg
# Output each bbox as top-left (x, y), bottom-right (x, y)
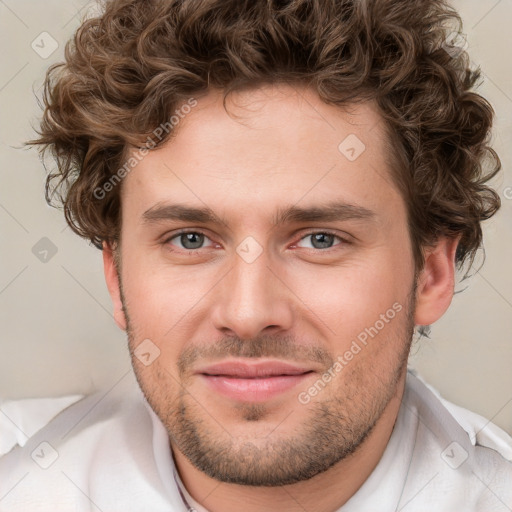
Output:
top-left (177, 334), bottom-right (334, 377)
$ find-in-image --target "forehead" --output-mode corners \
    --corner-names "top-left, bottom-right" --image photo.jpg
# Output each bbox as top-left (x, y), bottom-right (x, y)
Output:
top-left (121, 84), bottom-right (402, 227)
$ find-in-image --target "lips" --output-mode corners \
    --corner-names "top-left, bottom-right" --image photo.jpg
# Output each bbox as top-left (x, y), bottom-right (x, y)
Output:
top-left (195, 360), bottom-right (315, 402)
top-left (195, 360), bottom-right (314, 378)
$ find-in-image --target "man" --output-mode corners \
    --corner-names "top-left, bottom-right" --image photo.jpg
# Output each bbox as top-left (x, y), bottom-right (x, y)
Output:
top-left (1, 0), bottom-right (511, 510)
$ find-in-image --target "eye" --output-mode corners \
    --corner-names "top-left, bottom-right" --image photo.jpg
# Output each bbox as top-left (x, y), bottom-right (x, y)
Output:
top-left (165, 231), bottom-right (214, 251)
top-left (295, 231), bottom-right (346, 250)
top-left (163, 230), bottom-right (348, 253)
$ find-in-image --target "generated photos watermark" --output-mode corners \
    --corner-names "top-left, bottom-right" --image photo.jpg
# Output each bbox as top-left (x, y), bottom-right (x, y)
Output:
top-left (297, 301), bottom-right (403, 404)
top-left (93, 97), bottom-right (198, 200)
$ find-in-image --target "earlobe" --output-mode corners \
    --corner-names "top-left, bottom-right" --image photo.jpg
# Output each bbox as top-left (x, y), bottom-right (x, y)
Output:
top-left (102, 241), bottom-right (127, 331)
top-left (413, 236), bottom-right (460, 327)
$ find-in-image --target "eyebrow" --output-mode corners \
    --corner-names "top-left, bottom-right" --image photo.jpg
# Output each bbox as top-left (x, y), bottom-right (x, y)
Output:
top-left (273, 202), bottom-right (376, 225)
top-left (141, 201), bottom-right (377, 227)
top-left (142, 203), bottom-right (227, 226)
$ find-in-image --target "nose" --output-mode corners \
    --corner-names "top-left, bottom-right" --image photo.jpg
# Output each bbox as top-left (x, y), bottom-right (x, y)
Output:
top-left (210, 248), bottom-right (294, 340)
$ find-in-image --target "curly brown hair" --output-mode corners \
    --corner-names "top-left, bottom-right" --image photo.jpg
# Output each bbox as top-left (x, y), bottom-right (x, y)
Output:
top-left (28, 0), bottom-right (501, 276)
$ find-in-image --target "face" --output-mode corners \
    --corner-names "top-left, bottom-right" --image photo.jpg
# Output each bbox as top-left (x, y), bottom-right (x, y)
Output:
top-left (106, 84), bottom-right (430, 486)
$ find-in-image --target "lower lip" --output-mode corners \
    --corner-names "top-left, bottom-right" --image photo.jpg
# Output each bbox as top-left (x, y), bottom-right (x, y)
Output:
top-left (199, 373), bottom-right (313, 402)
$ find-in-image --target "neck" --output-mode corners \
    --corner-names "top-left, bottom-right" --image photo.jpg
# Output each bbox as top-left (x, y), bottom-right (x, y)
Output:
top-left (172, 372), bottom-right (407, 512)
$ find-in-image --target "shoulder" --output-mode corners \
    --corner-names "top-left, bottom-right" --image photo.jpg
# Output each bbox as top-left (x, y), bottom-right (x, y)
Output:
top-left (0, 371), bottom-right (175, 511)
top-left (401, 369), bottom-right (512, 511)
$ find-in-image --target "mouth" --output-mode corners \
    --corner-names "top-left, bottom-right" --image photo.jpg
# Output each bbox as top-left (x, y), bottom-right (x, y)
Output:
top-left (195, 360), bottom-right (316, 402)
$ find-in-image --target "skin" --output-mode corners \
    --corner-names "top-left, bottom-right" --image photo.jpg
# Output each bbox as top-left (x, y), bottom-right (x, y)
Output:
top-left (103, 84), bottom-right (458, 512)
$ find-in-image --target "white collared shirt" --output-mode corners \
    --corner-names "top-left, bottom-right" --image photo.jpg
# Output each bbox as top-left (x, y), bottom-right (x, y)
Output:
top-left (1, 368), bottom-right (511, 511)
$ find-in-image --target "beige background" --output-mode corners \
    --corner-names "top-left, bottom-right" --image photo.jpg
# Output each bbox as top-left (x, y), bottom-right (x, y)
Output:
top-left (0, 0), bottom-right (511, 434)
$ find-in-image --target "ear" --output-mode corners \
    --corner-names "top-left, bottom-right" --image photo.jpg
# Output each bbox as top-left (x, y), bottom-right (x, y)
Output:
top-left (102, 241), bottom-right (127, 331)
top-left (414, 236), bottom-right (460, 327)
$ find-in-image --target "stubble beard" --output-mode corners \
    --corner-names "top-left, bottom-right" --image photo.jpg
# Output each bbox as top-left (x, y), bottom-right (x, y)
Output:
top-left (120, 274), bottom-right (416, 486)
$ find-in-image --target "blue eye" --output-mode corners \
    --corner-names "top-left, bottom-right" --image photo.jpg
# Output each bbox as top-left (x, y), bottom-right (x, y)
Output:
top-left (296, 232), bottom-right (344, 250)
top-left (167, 231), bottom-right (214, 251)
top-left (163, 230), bottom-right (347, 254)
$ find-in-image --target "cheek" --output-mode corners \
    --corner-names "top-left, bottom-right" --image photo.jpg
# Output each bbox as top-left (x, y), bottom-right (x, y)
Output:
top-left (120, 256), bottom-right (214, 354)
top-left (286, 259), bottom-right (413, 366)
top-left (122, 246), bottom-right (186, 305)
top-left (296, 259), bottom-right (408, 321)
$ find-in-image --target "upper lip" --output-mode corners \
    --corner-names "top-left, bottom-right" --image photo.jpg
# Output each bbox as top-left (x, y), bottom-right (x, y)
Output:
top-left (195, 360), bottom-right (314, 378)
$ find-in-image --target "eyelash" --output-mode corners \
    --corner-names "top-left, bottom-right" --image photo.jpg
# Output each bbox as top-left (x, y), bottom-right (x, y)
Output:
top-left (162, 229), bottom-right (350, 254)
